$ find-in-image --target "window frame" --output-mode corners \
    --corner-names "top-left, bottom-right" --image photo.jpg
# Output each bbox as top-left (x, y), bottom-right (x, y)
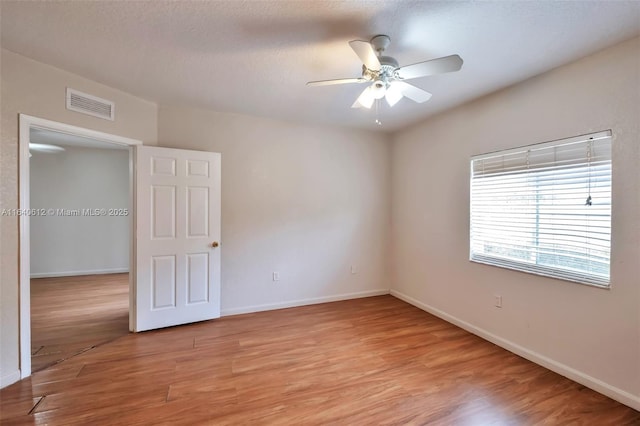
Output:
top-left (469, 130), bottom-right (612, 288)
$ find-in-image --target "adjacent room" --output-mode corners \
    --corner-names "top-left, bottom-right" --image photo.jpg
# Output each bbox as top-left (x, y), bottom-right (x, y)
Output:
top-left (1, 1), bottom-right (639, 424)
top-left (29, 129), bottom-right (130, 372)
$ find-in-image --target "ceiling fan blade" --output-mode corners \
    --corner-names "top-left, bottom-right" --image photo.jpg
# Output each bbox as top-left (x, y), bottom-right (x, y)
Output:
top-left (396, 54), bottom-right (463, 80)
top-left (349, 40), bottom-right (381, 71)
top-left (352, 86), bottom-right (375, 109)
top-left (393, 81), bottom-right (432, 103)
top-left (306, 78), bottom-right (367, 87)
top-left (385, 82), bottom-right (403, 107)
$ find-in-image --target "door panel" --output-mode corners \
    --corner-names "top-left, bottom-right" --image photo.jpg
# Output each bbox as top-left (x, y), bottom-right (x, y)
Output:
top-left (152, 157), bottom-right (176, 176)
top-left (152, 186), bottom-right (176, 238)
top-left (151, 255), bottom-right (176, 309)
top-left (135, 145), bottom-right (221, 332)
top-left (187, 187), bottom-right (209, 237)
top-left (187, 159), bottom-right (209, 177)
top-left (187, 253), bottom-right (209, 304)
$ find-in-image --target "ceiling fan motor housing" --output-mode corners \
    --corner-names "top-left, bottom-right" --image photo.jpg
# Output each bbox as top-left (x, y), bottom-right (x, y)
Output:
top-left (370, 37), bottom-right (396, 99)
top-left (379, 56), bottom-right (399, 69)
top-left (370, 34), bottom-right (391, 53)
top-left (363, 60), bottom-right (398, 86)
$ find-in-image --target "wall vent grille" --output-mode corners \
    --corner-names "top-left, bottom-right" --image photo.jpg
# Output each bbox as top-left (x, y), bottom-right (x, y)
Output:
top-left (66, 88), bottom-right (115, 121)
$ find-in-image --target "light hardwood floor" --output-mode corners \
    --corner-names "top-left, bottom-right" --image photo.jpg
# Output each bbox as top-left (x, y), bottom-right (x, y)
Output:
top-left (2, 294), bottom-right (638, 424)
top-left (30, 273), bottom-right (129, 372)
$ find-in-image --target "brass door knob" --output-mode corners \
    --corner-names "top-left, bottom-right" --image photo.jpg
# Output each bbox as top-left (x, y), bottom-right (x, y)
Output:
top-left (211, 241), bottom-right (219, 248)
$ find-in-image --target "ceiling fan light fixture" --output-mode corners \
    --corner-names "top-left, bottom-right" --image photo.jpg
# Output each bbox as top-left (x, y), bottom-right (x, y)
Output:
top-left (353, 86), bottom-right (375, 109)
top-left (385, 84), bottom-right (403, 107)
top-left (371, 80), bottom-right (386, 100)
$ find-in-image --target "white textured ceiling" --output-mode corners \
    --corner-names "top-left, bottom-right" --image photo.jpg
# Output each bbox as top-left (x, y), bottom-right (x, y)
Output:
top-left (2, 1), bottom-right (639, 132)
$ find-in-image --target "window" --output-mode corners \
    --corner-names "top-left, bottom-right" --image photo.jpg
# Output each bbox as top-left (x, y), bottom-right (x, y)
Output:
top-left (469, 131), bottom-right (612, 287)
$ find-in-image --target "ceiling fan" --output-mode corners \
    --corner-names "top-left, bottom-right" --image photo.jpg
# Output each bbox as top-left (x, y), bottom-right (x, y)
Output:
top-left (307, 35), bottom-right (463, 109)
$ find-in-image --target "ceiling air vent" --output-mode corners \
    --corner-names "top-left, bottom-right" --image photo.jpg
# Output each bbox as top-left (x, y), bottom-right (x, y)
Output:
top-left (66, 88), bottom-right (115, 121)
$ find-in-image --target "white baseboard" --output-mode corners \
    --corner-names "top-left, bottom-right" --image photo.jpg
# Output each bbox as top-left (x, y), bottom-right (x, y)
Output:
top-left (221, 288), bottom-right (390, 317)
top-left (390, 289), bottom-right (640, 412)
top-left (1, 369), bottom-right (21, 389)
top-left (30, 268), bottom-right (129, 278)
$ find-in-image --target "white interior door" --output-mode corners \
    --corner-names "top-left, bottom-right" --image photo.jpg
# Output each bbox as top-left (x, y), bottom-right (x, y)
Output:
top-left (134, 145), bottom-right (221, 332)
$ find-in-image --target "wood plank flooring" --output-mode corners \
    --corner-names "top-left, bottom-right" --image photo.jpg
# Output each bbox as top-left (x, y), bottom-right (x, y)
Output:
top-left (30, 274), bottom-right (129, 372)
top-left (2, 295), bottom-right (638, 425)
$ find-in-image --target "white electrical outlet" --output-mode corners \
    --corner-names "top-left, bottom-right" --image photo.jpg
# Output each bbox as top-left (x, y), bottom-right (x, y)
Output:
top-left (272, 272), bottom-right (280, 281)
top-left (494, 295), bottom-right (502, 308)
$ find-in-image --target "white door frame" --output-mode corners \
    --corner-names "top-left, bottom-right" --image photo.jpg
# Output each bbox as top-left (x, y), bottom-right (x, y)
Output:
top-left (18, 114), bottom-right (142, 378)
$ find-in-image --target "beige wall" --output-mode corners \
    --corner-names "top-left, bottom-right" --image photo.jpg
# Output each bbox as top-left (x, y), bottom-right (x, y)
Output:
top-left (158, 106), bottom-right (391, 314)
top-left (0, 49), bottom-right (158, 385)
top-left (390, 37), bottom-right (640, 406)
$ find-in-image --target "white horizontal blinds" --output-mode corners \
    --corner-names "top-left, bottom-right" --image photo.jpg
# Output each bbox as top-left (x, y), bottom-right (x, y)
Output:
top-left (470, 130), bottom-right (612, 287)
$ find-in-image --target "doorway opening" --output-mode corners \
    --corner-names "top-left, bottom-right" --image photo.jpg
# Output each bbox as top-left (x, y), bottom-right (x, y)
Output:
top-left (29, 128), bottom-right (131, 371)
top-left (18, 115), bottom-right (142, 378)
